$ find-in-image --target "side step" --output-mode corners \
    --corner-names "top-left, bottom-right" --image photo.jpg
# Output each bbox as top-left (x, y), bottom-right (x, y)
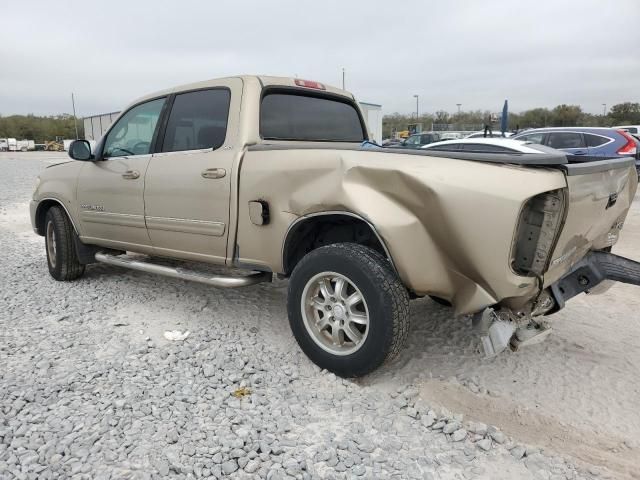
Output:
top-left (550, 251), bottom-right (640, 309)
top-left (94, 252), bottom-right (271, 288)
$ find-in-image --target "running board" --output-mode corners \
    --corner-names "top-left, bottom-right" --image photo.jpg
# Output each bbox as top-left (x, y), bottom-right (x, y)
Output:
top-left (94, 252), bottom-right (271, 288)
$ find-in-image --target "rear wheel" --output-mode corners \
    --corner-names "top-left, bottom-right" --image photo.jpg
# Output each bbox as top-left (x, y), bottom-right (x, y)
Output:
top-left (44, 206), bottom-right (85, 281)
top-left (287, 243), bottom-right (410, 377)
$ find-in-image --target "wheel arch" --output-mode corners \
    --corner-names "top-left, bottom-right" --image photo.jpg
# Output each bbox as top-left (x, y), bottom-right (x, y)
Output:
top-left (281, 211), bottom-right (398, 276)
top-left (35, 198), bottom-right (78, 236)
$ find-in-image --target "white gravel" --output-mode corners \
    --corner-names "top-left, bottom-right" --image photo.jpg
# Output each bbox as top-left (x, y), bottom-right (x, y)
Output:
top-left (1, 152), bottom-right (630, 479)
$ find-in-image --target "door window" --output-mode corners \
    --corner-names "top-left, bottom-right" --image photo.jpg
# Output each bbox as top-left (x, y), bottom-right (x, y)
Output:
top-left (547, 132), bottom-right (585, 149)
top-left (405, 135), bottom-right (421, 145)
top-left (161, 89), bottom-right (231, 152)
top-left (515, 132), bottom-right (545, 144)
top-left (103, 98), bottom-right (165, 158)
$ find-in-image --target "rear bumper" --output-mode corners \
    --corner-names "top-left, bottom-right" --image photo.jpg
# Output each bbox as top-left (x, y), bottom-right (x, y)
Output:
top-left (550, 251), bottom-right (640, 309)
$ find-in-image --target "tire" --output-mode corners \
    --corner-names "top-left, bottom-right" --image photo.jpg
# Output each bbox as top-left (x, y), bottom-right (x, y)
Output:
top-left (44, 206), bottom-right (85, 281)
top-left (287, 243), bottom-right (410, 377)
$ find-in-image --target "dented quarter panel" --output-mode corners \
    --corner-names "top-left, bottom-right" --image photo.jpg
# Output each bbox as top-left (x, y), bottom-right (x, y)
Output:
top-left (235, 148), bottom-right (568, 314)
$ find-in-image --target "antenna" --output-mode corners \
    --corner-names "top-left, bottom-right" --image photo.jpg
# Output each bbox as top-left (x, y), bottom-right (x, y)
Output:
top-left (71, 93), bottom-right (79, 140)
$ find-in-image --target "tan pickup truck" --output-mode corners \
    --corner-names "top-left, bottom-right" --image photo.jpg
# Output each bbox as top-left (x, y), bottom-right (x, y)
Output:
top-left (31, 75), bottom-right (640, 377)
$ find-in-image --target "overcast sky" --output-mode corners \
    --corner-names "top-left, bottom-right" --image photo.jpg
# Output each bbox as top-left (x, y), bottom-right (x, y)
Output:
top-left (1, 0), bottom-right (639, 117)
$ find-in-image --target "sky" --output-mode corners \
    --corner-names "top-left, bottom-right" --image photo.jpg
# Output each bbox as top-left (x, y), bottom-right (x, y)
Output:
top-left (1, 0), bottom-right (639, 117)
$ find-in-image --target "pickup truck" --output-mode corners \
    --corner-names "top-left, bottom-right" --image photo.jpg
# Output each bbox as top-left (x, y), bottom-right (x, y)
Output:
top-left (31, 75), bottom-right (640, 377)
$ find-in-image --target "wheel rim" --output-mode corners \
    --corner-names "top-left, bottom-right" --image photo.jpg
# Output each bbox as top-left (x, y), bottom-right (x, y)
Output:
top-left (301, 272), bottom-right (370, 356)
top-left (46, 220), bottom-right (57, 268)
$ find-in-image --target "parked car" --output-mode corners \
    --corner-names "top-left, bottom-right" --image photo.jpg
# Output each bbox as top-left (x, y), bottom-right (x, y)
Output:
top-left (512, 127), bottom-right (640, 177)
top-left (614, 125), bottom-right (640, 135)
top-left (439, 132), bottom-right (464, 141)
top-left (394, 132), bottom-right (441, 148)
top-left (30, 75), bottom-right (640, 377)
top-left (382, 138), bottom-right (403, 147)
top-left (422, 138), bottom-right (557, 154)
top-left (466, 131), bottom-right (513, 139)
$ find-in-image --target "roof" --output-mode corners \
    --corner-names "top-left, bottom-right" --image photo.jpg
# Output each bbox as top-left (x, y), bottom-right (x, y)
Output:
top-left (422, 138), bottom-right (546, 154)
top-left (516, 127), bottom-right (618, 133)
top-left (130, 75), bottom-right (353, 108)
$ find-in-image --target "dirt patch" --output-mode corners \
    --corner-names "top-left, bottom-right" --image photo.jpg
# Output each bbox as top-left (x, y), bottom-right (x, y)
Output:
top-left (419, 379), bottom-right (638, 479)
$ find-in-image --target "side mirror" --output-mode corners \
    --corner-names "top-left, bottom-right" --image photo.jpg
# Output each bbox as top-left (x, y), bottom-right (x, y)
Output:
top-left (68, 140), bottom-right (94, 161)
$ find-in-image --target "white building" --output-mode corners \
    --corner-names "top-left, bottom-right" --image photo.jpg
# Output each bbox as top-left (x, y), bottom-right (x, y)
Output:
top-left (358, 102), bottom-right (383, 144)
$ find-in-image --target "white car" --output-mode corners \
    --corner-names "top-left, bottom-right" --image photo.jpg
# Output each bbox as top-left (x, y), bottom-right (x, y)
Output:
top-left (466, 131), bottom-right (513, 139)
top-left (439, 132), bottom-right (464, 140)
top-left (421, 138), bottom-right (554, 154)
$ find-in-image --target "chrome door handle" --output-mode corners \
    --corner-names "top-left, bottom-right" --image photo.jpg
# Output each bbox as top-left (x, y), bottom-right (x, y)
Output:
top-left (122, 170), bottom-right (140, 179)
top-left (201, 168), bottom-right (226, 179)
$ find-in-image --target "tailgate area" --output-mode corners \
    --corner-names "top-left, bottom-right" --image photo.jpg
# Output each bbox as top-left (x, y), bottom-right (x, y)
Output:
top-left (544, 158), bottom-right (638, 285)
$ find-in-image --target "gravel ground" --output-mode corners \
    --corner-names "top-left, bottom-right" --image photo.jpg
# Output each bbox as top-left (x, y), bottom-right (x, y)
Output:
top-left (0, 153), bottom-right (628, 479)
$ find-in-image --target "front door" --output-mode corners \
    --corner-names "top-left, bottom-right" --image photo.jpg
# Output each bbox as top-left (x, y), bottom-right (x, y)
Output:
top-left (77, 97), bottom-right (166, 251)
top-left (144, 80), bottom-right (241, 263)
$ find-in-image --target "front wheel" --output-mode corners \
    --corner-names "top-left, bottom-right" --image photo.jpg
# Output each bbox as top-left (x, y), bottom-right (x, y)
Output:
top-left (44, 206), bottom-right (85, 281)
top-left (287, 243), bottom-right (410, 377)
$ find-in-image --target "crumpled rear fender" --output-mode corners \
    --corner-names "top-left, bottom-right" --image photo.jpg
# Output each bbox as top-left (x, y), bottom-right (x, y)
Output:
top-left (235, 149), bottom-right (567, 314)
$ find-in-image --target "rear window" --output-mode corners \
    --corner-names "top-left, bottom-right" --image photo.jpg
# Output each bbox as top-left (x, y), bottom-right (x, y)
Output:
top-left (260, 92), bottom-right (365, 142)
top-left (585, 134), bottom-right (611, 147)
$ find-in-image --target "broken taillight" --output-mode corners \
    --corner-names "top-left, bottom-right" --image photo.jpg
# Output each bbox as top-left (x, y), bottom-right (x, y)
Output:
top-left (512, 189), bottom-right (566, 276)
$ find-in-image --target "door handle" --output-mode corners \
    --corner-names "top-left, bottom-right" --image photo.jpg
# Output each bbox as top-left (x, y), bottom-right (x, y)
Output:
top-left (122, 170), bottom-right (140, 179)
top-left (201, 168), bottom-right (226, 179)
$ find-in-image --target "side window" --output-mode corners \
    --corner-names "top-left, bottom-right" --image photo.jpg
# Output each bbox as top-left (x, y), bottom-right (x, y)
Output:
top-left (428, 143), bottom-right (461, 151)
top-left (516, 132), bottom-right (545, 144)
top-left (547, 132), bottom-right (585, 149)
top-left (585, 134), bottom-right (611, 147)
top-left (161, 89), bottom-right (231, 152)
top-left (461, 144), bottom-right (514, 153)
top-left (103, 98), bottom-right (165, 158)
top-left (406, 135), bottom-right (420, 145)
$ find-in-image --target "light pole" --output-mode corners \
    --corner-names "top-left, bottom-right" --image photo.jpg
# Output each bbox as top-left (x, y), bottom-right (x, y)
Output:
top-left (413, 95), bottom-right (419, 119)
top-left (456, 103), bottom-right (462, 115)
top-left (602, 103), bottom-right (607, 116)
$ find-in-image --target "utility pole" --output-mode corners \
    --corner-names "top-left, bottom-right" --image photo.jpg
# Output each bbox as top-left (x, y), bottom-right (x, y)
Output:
top-left (342, 68), bottom-right (345, 90)
top-left (456, 103), bottom-right (462, 115)
top-left (602, 103), bottom-right (607, 116)
top-left (71, 93), bottom-right (79, 139)
top-left (413, 95), bottom-right (419, 119)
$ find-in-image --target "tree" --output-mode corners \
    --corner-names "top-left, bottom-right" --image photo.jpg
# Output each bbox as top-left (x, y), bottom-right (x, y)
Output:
top-left (551, 105), bottom-right (582, 127)
top-left (609, 102), bottom-right (640, 124)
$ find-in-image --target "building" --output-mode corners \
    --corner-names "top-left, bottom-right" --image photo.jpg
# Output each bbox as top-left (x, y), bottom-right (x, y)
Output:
top-left (358, 102), bottom-right (383, 144)
top-left (84, 101), bottom-right (383, 144)
top-left (83, 112), bottom-right (121, 142)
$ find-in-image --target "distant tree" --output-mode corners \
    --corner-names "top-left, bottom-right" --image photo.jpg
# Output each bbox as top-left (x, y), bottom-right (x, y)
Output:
top-left (551, 104), bottom-right (582, 127)
top-left (0, 114), bottom-right (83, 142)
top-left (608, 102), bottom-right (640, 124)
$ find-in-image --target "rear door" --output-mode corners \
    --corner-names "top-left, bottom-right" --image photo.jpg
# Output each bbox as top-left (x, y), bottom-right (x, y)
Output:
top-left (144, 78), bottom-right (241, 263)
